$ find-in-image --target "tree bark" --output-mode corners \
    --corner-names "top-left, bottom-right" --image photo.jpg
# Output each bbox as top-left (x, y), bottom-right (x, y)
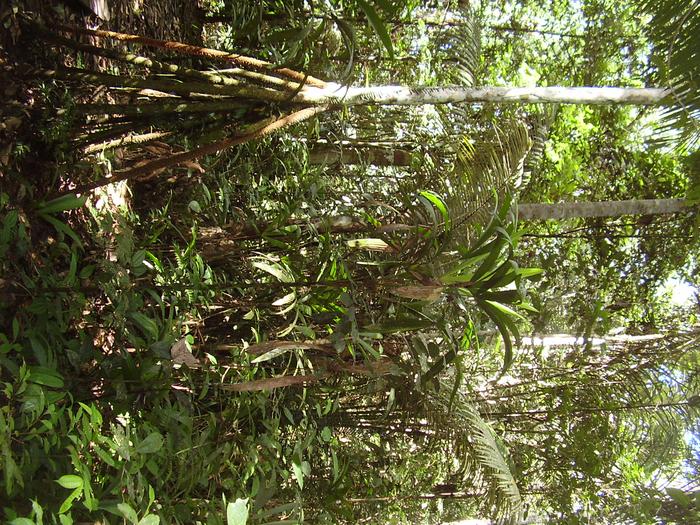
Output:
top-left (293, 85), bottom-right (671, 106)
top-left (308, 145), bottom-right (413, 166)
top-left (518, 198), bottom-right (692, 220)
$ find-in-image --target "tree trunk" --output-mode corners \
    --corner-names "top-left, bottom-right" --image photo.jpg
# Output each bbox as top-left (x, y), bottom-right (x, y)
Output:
top-left (293, 85), bottom-right (671, 106)
top-left (308, 145), bottom-right (413, 166)
top-left (518, 198), bottom-right (692, 220)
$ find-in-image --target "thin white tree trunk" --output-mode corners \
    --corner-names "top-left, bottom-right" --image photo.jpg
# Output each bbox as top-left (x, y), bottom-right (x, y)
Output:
top-left (518, 198), bottom-right (691, 220)
top-left (294, 85), bottom-right (670, 106)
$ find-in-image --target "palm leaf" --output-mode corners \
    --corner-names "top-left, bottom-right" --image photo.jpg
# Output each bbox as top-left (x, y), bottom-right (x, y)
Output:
top-left (638, 0), bottom-right (700, 151)
top-left (431, 4), bottom-right (482, 86)
top-left (441, 121), bottom-right (532, 248)
top-left (521, 104), bottom-right (560, 192)
top-left (426, 389), bottom-right (524, 522)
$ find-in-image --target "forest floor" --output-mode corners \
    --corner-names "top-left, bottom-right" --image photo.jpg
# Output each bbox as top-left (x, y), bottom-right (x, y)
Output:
top-left (0, 0), bottom-right (209, 250)
top-left (0, 0), bottom-right (207, 369)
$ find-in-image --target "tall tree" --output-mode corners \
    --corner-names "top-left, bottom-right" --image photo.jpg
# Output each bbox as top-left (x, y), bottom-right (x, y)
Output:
top-left (518, 198), bottom-right (694, 220)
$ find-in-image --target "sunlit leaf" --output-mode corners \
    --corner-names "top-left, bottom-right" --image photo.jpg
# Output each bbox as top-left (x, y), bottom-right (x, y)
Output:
top-left (357, 0), bottom-right (395, 58)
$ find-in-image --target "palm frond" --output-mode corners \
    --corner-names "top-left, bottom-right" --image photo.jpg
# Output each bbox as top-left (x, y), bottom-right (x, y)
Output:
top-left (432, 5), bottom-right (482, 86)
top-left (427, 388), bottom-right (524, 523)
top-left (638, 0), bottom-right (700, 151)
top-left (445, 121), bottom-right (532, 247)
top-left (522, 105), bottom-right (560, 192)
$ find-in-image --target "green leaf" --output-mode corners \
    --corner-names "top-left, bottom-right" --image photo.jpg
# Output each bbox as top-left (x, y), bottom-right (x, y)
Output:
top-left (251, 346), bottom-right (296, 364)
top-left (478, 300), bottom-right (516, 375)
top-left (292, 460), bottom-right (304, 490)
top-left (79, 264), bottom-right (96, 279)
top-left (252, 260), bottom-right (293, 282)
top-left (135, 432), bottom-right (164, 454)
top-left (419, 190), bottom-right (451, 230)
top-left (517, 267), bottom-right (543, 279)
top-left (227, 498), bottom-right (249, 525)
top-left (9, 519), bottom-right (36, 525)
top-left (118, 502), bottom-right (139, 524)
top-left (36, 194), bottom-right (87, 214)
top-left (129, 312), bottom-right (159, 341)
top-left (321, 426), bottom-right (333, 442)
top-left (59, 486), bottom-right (83, 514)
top-left (29, 366), bottom-right (65, 389)
top-left (484, 300), bottom-right (527, 322)
top-left (138, 515), bottom-right (160, 525)
top-left (56, 475), bottom-right (83, 489)
top-left (38, 213), bottom-right (83, 246)
top-left (271, 291), bottom-right (296, 307)
top-left (357, 0), bottom-right (394, 58)
top-left (481, 290), bottom-right (521, 304)
top-left (666, 487), bottom-right (691, 508)
top-left (422, 347), bottom-right (458, 386)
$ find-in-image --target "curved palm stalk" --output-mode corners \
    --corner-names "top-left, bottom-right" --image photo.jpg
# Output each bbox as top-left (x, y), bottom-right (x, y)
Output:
top-left (52, 22), bottom-right (328, 89)
top-left (62, 106), bottom-right (328, 196)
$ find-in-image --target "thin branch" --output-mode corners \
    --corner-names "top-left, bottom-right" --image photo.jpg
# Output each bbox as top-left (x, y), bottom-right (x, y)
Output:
top-left (59, 105), bottom-right (329, 196)
top-left (53, 22), bottom-right (327, 89)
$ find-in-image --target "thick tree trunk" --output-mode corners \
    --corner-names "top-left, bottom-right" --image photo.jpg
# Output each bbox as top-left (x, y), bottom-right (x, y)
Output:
top-left (199, 199), bottom-right (693, 252)
top-left (518, 198), bottom-right (691, 220)
top-left (293, 85), bottom-right (671, 106)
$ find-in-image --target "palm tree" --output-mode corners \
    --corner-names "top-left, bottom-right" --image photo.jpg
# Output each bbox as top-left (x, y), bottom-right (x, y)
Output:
top-left (518, 198), bottom-right (693, 220)
top-left (31, 19), bottom-right (689, 196)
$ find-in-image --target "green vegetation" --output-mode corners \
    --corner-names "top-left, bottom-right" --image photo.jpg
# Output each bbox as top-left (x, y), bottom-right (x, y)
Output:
top-left (1, 0), bottom-right (698, 524)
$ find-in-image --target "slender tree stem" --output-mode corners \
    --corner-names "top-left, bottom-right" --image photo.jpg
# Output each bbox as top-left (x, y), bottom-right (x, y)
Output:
top-left (292, 85), bottom-right (672, 106)
top-left (59, 106), bottom-right (328, 196)
top-left (34, 67), bottom-right (287, 102)
top-left (519, 198), bottom-right (692, 220)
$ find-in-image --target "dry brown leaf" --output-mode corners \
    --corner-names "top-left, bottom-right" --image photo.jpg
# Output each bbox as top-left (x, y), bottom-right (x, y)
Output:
top-left (181, 161), bottom-right (205, 173)
top-left (392, 285), bottom-right (444, 302)
top-left (144, 143), bottom-right (172, 156)
top-left (170, 338), bottom-right (201, 368)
